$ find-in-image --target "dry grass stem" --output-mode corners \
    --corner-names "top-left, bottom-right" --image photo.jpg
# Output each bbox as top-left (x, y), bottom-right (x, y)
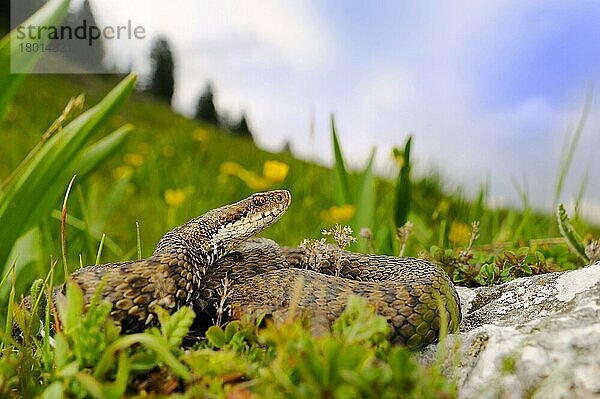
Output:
top-left (322, 224), bottom-right (356, 277)
top-left (42, 94), bottom-right (85, 140)
top-left (396, 221), bottom-right (414, 257)
top-left (359, 227), bottom-right (376, 254)
top-left (215, 273), bottom-right (232, 327)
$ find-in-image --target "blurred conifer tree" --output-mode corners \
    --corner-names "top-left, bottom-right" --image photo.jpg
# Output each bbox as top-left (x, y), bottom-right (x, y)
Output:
top-left (148, 36), bottom-right (175, 103)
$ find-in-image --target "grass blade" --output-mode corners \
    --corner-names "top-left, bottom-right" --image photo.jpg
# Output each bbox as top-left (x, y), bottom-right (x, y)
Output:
top-left (554, 86), bottom-right (592, 205)
top-left (95, 234), bottom-right (106, 265)
top-left (69, 125), bottom-right (132, 179)
top-left (0, 74), bottom-right (137, 274)
top-left (353, 148), bottom-right (376, 248)
top-left (61, 175), bottom-right (77, 278)
top-left (94, 333), bottom-right (191, 381)
top-left (136, 222), bottom-right (142, 260)
top-left (574, 164), bottom-right (590, 219)
top-left (330, 115), bottom-right (350, 205)
top-left (394, 136), bottom-right (412, 228)
top-left (2, 263), bottom-right (16, 349)
top-left (48, 211), bottom-right (122, 256)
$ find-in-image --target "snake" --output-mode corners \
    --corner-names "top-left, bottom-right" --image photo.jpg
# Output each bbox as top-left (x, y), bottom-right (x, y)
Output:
top-left (23, 190), bottom-right (461, 349)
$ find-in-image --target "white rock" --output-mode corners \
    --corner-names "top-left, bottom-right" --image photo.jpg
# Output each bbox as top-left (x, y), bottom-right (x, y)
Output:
top-left (420, 262), bottom-right (600, 399)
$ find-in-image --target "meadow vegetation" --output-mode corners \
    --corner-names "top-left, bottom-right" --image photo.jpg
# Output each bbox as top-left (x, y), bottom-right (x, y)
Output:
top-left (0, 1), bottom-right (598, 397)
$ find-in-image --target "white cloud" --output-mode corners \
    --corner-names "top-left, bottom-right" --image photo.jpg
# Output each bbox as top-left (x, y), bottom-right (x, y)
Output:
top-left (92, 0), bottom-right (334, 70)
top-left (220, 1), bottom-right (335, 72)
top-left (361, 69), bottom-right (415, 111)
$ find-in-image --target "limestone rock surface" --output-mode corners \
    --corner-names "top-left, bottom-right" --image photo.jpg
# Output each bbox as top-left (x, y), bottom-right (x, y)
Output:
top-left (420, 262), bottom-right (600, 399)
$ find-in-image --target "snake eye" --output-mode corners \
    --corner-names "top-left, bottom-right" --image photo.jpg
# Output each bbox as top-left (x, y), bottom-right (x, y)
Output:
top-left (252, 195), bottom-right (266, 206)
top-left (276, 193), bottom-right (283, 202)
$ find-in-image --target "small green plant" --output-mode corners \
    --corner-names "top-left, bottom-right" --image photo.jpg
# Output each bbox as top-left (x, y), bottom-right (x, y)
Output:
top-left (434, 244), bottom-right (561, 287)
top-left (557, 203), bottom-right (589, 263)
top-left (255, 296), bottom-right (455, 399)
top-left (427, 221), bottom-right (566, 287)
top-left (56, 281), bottom-right (117, 368)
top-left (14, 283), bottom-right (194, 398)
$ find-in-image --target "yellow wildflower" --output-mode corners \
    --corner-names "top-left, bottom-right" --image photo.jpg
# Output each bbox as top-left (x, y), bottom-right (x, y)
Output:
top-left (124, 153), bottom-right (144, 167)
top-left (432, 199), bottom-right (450, 221)
top-left (219, 162), bottom-right (243, 176)
top-left (392, 147), bottom-right (405, 167)
top-left (263, 160), bottom-right (289, 183)
top-left (220, 160), bottom-right (288, 190)
top-left (448, 222), bottom-right (471, 245)
top-left (192, 128), bottom-right (209, 142)
top-left (238, 170), bottom-right (272, 191)
top-left (112, 165), bottom-right (133, 179)
top-left (320, 204), bottom-right (356, 224)
top-left (164, 188), bottom-right (187, 207)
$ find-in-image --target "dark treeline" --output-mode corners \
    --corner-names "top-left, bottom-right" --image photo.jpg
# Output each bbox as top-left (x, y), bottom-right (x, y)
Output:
top-left (192, 81), bottom-right (253, 140)
top-left (147, 36), bottom-right (254, 140)
top-left (147, 36), bottom-right (175, 104)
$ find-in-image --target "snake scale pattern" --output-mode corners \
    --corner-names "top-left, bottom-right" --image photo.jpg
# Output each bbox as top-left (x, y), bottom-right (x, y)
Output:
top-left (25, 190), bottom-right (461, 349)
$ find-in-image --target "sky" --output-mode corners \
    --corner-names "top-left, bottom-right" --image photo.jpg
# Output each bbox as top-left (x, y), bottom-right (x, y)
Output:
top-left (86, 0), bottom-right (600, 221)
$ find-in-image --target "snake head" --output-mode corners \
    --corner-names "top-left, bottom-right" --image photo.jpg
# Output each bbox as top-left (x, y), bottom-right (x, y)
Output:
top-left (154, 190), bottom-right (291, 266)
top-left (211, 190), bottom-right (291, 247)
top-left (238, 190), bottom-right (292, 229)
top-left (219, 190), bottom-right (292, 241)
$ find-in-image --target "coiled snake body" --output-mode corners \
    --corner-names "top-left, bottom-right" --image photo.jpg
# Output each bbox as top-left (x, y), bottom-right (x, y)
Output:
top-left (26, 190), bottom-right (461, 349)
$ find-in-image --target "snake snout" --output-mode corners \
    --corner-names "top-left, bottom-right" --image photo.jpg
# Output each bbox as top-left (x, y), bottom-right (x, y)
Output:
top-left (275, 189), bottom-right (292, 208)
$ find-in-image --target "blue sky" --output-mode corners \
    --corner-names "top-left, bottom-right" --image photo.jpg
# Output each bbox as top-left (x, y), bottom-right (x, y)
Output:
top-left (90, 0), bottom-right (600, 221)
